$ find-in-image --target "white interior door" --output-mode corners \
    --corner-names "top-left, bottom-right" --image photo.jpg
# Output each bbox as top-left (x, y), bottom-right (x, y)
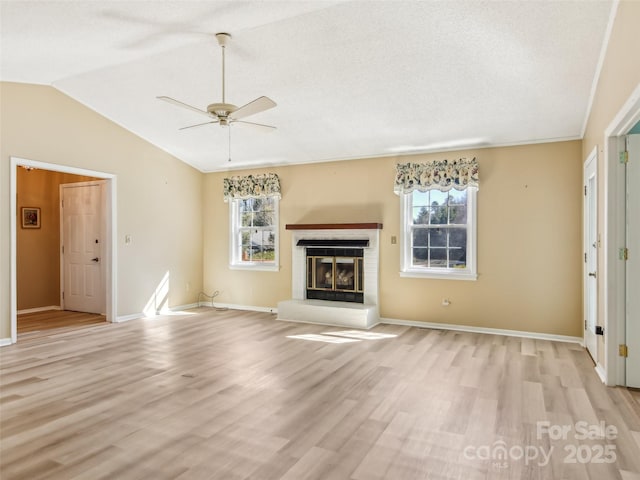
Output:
top-left (61, 182), bottom-right (104, 314)
top-left (584, 151), bottom-right (598, 360)
top-left (626, 134), bottom-right (640, 387)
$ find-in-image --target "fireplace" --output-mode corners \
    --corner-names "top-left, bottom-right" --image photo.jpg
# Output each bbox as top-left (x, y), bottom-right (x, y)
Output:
top-left (305, 247), bottom-right (364, 303)
top-left (278, 223), bottom-right (382, 329)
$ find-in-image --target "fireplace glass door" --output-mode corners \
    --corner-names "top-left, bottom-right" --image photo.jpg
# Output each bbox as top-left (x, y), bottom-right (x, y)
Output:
top-left (306, 248), bottom-right (364, 303)
top-left (335, 258), bottom-right (356, 291)
top-left (313, 257), bottom-right (334, 290)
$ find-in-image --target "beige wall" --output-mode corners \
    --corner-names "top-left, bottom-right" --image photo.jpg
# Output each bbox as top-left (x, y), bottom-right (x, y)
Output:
top-left (0, 82), bottom-right (204, 339)
top-left (204, 140), bottom-right (583, 337)
top-left (581, 0), bottom-right (640, 365)
top-left (17, 168), bottom-right (97, 310)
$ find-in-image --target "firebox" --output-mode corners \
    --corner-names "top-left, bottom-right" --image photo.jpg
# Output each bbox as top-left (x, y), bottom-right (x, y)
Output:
top-left (305, 247), bottom-right (364, 303)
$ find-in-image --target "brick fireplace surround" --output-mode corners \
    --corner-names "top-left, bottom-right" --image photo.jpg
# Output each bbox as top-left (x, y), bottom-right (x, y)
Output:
top-left (277, 223), bottom-right (382, 329)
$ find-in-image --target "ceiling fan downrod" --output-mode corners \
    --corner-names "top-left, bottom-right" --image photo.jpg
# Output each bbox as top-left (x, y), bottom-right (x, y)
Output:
top-left (215, 33), bottom-right (231, 105)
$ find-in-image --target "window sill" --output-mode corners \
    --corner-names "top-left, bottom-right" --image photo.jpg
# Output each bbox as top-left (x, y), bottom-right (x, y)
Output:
top-left (400, 269), bottom-right (477, 281)
top-left (229, 263), bottom-right (279, 272)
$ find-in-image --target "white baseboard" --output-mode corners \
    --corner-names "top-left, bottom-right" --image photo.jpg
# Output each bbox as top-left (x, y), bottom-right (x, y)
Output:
top-left (17, 305), bottom-right (62, 315)
top-left (595, 363), bottom-right (607, 383)
top-left (170, 303), bottom-right (200, 312)
top-left (212, 302), bottom-right (278, 314)
top-left (0, 338), bottom-right (13, 347)
top-left (115, 303), bottom-right (209, 322)
top-left (115, 313), bottom-right (142, 323)
top-left (380, 317), bottom-right (584, 345)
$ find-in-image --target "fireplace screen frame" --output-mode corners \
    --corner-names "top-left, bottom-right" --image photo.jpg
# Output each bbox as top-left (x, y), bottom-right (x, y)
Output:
top-left (305, 247), bottom-right (364, 303)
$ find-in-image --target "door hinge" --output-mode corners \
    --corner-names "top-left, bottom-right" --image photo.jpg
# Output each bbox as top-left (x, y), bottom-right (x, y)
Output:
top-left (619, 247), bottom-right (628, 261)
top-left (619, 344), bottom-right (628, 357)
top-left (62, 245), bottom-right (64, 254)
top-left (584, 319), bottom-right (587, 330)
top-left (620, 151), bottom-right (628, 164)
top-left (584, 252), bottom-right (587, 263)
top-left (584, 185), bottom-right (587, 196)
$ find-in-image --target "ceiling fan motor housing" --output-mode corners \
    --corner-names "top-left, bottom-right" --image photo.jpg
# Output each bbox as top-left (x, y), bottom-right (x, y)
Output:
top-left (207, 102), bottom-right (237, 125)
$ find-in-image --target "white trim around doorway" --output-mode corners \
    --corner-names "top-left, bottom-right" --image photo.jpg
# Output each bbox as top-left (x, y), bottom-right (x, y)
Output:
top-left (9, 157), bottom-right (117, 344)
top-left (603, 82), bottom-right (640, 385)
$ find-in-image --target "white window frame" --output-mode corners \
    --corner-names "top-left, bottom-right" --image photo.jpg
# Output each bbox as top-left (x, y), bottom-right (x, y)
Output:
top-left (229, 196), bottom-right (279, 272)
top-left (400, 187), bottom-right (477, 280)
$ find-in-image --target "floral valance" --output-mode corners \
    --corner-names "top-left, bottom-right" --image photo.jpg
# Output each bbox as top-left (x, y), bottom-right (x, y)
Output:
top-left (393, 157), bottom-right (479, 194)
top-left (223, 173), bottom-right (281, 202)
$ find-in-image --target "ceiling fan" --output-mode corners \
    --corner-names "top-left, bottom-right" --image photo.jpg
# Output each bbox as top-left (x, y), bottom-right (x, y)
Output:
top-left (157, 32), bottom-right (276, 131)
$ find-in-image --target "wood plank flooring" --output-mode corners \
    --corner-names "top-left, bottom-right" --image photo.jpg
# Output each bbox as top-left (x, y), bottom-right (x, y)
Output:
top-left (17, 310), bottom-right (106, 336)
top-left (1, 308), bottom-right (639, 479)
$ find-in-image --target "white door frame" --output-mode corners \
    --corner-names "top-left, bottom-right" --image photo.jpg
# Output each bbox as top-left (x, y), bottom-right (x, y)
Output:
top-left (603, 82), bottom-right (640, 385)
top-left (9, 157), bottom-right (117, 344)
top-left (583, 147), bottom-right (598, 362)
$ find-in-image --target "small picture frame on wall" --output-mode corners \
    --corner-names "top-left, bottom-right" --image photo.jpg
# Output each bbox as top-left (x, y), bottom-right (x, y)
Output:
top-left (21, 207), bottom-right (41, 229)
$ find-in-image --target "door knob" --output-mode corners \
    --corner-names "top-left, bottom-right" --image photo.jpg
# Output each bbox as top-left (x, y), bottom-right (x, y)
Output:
top-left (91, 257), bottom-right (99, 262)
top-left (588, 271), bottom-right (596, 278)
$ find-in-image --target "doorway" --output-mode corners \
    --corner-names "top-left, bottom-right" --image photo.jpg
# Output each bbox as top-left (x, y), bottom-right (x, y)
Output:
top-left (10, 157), bottom-right (116, 344)
top-left (583, 148), bottom-right (598, 361)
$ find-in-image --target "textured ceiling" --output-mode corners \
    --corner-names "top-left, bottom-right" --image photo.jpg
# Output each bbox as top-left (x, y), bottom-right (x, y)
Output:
top-left (0, 1), bottom-right (614, 172)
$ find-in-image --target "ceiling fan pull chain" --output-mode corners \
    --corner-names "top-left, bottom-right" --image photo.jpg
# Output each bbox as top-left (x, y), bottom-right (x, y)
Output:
top-left (228, 124), bottom-right (232, 162)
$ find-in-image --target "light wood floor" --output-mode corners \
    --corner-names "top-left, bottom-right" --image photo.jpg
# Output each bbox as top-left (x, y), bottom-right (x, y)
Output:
top-left (1, 308), bottom-right (640, 479)
top-left (17, 310), bottom-right (106, 336)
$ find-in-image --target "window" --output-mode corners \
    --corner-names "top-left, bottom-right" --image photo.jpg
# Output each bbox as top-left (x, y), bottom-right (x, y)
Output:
top-left (400, 187), bottom-right (477, 280)
top-left (229, 196), bottom-right (279, 271)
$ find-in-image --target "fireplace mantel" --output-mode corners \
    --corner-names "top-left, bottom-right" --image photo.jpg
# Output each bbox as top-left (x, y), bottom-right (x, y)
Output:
top-left (285, 223), bottom-right (382, 230)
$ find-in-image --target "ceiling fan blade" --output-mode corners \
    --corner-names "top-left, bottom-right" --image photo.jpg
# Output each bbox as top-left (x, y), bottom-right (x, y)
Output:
top-left (179, 120), bottom-right (219, 130)
top-left (233, 120), bottom-right (276, 131)
top-left (157, 96), bottom-right (210, 117)
top-left (230, 96), bottom-right (276, 120)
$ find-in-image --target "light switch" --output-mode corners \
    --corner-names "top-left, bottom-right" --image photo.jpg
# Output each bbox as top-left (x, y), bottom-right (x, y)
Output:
top-left (391, 236), bottom-right (397, 245)
top-left (125, 234), bottom-right (132, 245)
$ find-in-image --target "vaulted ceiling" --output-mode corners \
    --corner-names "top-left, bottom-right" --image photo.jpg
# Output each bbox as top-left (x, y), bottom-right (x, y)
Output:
top-left (0, 1), bottom-right (614, 172)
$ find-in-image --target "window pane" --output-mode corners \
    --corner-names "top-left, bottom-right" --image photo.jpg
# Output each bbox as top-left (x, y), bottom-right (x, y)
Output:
top-left (412, 248), bottom-right (428, 266)
top-left (412, 190), bottom-right (429, 207)
top-left (257, 230), bottom-right (275, 261)
top-left (449, 205), bottom-right (467, 224)
top-left (254, 210), bottom-right (274, 227)
top-left (241, 212), bottom-right (253, 227)
top-left (429, 228), bottom-right (446, 247)
top-left (449, 228), bottom-right (467, 268)
top-left (448, 189), bottom-right (467, 205)
top-left (413, 206), bottom-right (430, 225)
top-left (261, 197), bottom-right (275, 211)
top-left (412, 229), bottom-right (428, 247)
top-left (430, 206), bottom-right (448, 224)
top-left (239, 199), bottom-right (252, 212)
top-left (429, 248), bottom-right (447, 268)
top-left (430, 190), bottom-right (447, 206)
top-left (241, 231), bottom-right (251, 247)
